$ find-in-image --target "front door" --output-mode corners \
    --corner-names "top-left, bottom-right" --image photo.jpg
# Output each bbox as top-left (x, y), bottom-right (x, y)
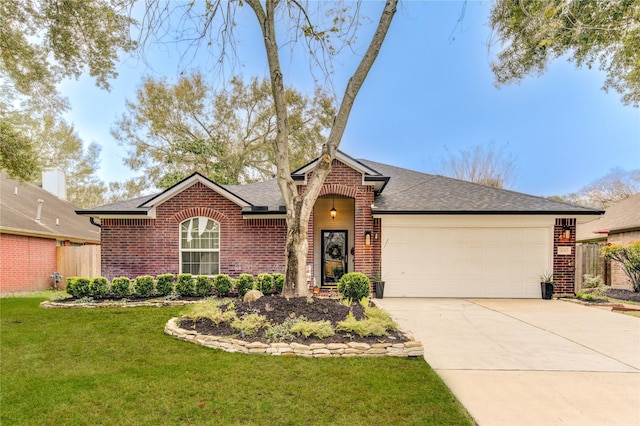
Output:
top-left (321, 230), bottom-right (348, 286)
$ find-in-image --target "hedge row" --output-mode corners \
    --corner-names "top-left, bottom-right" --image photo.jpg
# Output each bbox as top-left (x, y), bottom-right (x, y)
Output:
top-left (65, 273), bottom-right (286, 299)
top-left (66, 272), bottom-right (370, 300)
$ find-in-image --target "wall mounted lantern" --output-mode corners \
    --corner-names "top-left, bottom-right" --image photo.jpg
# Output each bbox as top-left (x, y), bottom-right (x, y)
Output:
top-left (330, 196), bottom-right (337, 220)
top-left (364, 231), bottom-right (372, 246)
top-left (561, 225), bottom-right (571, 241)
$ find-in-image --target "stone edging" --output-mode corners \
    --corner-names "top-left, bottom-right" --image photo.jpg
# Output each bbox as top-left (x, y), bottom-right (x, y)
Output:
top-left (40, 300), bottom-right (200, 309)
top-left (164, 317), bottom-right (424, 358)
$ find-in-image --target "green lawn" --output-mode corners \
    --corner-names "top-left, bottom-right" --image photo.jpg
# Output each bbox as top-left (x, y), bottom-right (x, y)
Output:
top-left (0, 297), bottom-right (473, 425)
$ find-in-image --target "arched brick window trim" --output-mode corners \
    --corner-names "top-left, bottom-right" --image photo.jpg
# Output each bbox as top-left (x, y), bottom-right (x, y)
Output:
top-left (172, 208), bottom-right (226, 224)
top-left (319, 184), bottom-right (358, 199)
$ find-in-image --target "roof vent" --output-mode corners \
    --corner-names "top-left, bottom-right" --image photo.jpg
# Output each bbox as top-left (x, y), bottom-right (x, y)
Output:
top-left (42, 168), bottom-right (67, 200)
top-left (35, 199), bottom-right (44, 223)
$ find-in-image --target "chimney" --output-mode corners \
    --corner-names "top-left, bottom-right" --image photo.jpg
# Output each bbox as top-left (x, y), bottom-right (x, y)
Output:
top-left (42, 168), bottom-right (67, 200)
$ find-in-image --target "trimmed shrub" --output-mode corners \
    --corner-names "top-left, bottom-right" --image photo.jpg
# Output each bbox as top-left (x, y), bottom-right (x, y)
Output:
top-left (337, 272), bottom-right (370, 301)
top-left (235, 274), bottom-right (254, 297)
top-left (66, 277), bottom-right (90, 298)
top-left (111, 277), bottom-right (131, 297)
top-left (255, 273), bottom-right (273, 295)
top-left (89, 277), bottom-right (110, 298)
top-left (134, 275), bottom-right (155, 297)
top-left (195, 275), bottom-right (214, 297)
top-left (213, 274), bottom-right (233, 297)
top-left (336, 312), bottom-right (388, 337)
top-left (273, 273), bottom-right (285, 294)
top-left (175, 274), bottom-right (195, 297)
top-left (186, 300), bottom-right (237, 325)
top-left (155, 274), bottom-right (174, 296)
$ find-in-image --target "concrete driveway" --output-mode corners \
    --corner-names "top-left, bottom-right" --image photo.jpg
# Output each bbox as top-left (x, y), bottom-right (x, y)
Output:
top-left (375, 298), bottom-right (640, 426)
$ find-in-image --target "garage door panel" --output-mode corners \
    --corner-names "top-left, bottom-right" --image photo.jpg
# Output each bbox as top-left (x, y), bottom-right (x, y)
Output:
top-left (382, 224), bottom-right (552, 298)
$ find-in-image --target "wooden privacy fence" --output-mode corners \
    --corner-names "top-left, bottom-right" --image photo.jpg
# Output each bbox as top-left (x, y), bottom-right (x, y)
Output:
top-left (575, 242), bottom-right (609, 291)
top-left (56, 245), bottom-right (101, 284)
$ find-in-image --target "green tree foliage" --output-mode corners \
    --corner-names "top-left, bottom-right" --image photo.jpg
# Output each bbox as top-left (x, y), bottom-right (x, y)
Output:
top-left (490, 0), bottom-right (640, 106)
top-left (0, 121), bottom-right (39, 181)
top-left (0, 0), bottom-right (136, 108)
top-left (601, 241), bottom-right (640, 292)
top-left (112, 72), bottom-right (335, 189)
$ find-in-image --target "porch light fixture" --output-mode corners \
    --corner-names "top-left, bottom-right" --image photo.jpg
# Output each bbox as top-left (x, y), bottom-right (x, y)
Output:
top-left (330, 196), bottom-right (337, 220)
top-left (364, 231), bottom-right (372, 246)
top-left (561, 225), bottom-right (571, 241)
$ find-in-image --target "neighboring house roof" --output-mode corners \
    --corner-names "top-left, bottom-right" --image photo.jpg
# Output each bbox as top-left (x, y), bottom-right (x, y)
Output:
top-left (77, 152), bottom-right (602, 219)
top-left (1, 173), bottom-right (100, 243)
top-left (576, 193), bottom-right (640, 242)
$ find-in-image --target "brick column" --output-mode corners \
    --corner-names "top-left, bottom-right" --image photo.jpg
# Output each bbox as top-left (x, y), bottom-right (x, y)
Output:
top-left (553, 218), bottom-right (576, 296)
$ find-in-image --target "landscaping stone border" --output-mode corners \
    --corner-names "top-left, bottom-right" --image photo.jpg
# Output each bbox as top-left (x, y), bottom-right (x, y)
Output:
top-left (164, 317), bottom-right (424, 358)
top-left (40, 299), bottom-right (201, 309)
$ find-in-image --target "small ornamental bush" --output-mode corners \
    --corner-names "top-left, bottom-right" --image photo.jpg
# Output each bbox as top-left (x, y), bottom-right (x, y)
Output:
top-left (176, 274), bottom-right (195, 296)
top-left (290, 320), bottom-right (335, 339)
top-left (186, 300), bottom-right (237, 325)
top-left (213, 274), bottom-right (233, 297)
top-left (134, 275), bottom-right (155, 297)
top-left (235, 274), bottom-right (254, 297)
top-left (195, 275), bottom-right (214, 297)
top-left (336, 312), bottom-right (388, 337)
top-left (273, 273), bottom-right (285, 294)
top-left (89, 277), bottom-right (110, 298)
top-left (66, 277), bottom-right (90, 298)
top-left (337, 272), bottom-right (370, 301)
top-left (111, 277), bottom-right (131, 297)
top-left (601, 241), bottom-right (640, 292)
top-left (231, 313), bottom-right (268, 336)
top-left (155, 274), bottom-right (174, 296)
top-left (255, 273), bottom-right (273, 294)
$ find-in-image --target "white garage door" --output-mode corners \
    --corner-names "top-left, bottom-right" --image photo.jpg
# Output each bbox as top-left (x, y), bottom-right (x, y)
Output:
top-left (381, 216), bottom-right (553, 298)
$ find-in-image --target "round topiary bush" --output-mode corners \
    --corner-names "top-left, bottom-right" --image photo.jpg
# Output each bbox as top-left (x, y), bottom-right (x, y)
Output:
top-left (213, 274), bottom-right (233, 297)
top-left (256, 273), bottom-right (273, 294)
top-left (66, 277), bottom-right (90, 298)
top-left (175, 274), bottom-right (195, 297)
top-left (195, 275), bottom-right (214, 297)
top-left (89, 277), bottom-right (110, 298)
top-left (273, 273), bottom-right (285, 294)
top-left (235, 274), bottom-right (254, 297)
top-left (111, 277), bottom-right (132, 297)
top-left (155, 274), bottom-right (174, 296)
top-left (134, 275), bottom-right (155, 297)
top-left (337, 272), bottom-right (370, 301)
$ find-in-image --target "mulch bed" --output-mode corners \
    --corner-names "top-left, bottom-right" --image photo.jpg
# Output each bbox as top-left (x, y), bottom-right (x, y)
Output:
top-left (178, 296), bottom-right (409, 345)
top-left (605, 289), bottom-right (640, 303)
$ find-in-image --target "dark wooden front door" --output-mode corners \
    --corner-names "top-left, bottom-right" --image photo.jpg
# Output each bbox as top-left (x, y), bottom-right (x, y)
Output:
top-left (321, 230), bottom-right (348, 286)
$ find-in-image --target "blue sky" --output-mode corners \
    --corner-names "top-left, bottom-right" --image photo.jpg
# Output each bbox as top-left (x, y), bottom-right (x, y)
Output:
top-left (60, 1), bottom-right (639, 198)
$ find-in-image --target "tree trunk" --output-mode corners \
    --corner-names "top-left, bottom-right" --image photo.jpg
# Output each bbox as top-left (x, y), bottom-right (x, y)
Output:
top-left (247, 0), bottom-right (398, 298)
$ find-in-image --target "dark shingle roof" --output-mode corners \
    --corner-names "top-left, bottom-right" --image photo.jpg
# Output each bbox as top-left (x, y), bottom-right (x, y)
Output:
top-left (1, 173), bottom-right (100, 242)
top-left (359, 160), bottom-right (601, 214)
top-left (77, 155), bottom-right (601, 217)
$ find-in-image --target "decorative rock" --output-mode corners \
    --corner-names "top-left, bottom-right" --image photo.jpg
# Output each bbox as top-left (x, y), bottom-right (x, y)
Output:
top-left (347, 342), bottom-right (370, 350)
top-left (371, 342), bottom-right (392, 348)
top-left (246, 342), bottom-right (269, 349)
top-left (243, 290), bottom-right (264, 302)
top-left (326, 343), bottom-right (348, 350)
top-left (290, 343), bottom-right (311, 350)
top-left (309, 343), bottom-right (327, 349)
top-left (313, 348), bottom-right (331, 355)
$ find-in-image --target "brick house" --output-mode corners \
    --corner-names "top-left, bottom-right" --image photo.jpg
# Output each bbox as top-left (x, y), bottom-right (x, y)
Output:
top-left (77, 152), bottom-right (601, 298)
top-left (0, 172), bottom-right (100, 293)
top-left (576, 193), bottom-right (640, 289)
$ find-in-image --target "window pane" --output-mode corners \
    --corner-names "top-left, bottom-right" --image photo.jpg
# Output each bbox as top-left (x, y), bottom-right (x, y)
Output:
top-left (181, 218), bottom-right (219, 250)
top-left (181, 251), bottom-right (219, 276)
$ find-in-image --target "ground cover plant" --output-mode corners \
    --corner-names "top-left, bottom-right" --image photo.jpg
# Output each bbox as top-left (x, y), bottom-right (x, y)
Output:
top-left (0, 296), bottom-right (473, 425)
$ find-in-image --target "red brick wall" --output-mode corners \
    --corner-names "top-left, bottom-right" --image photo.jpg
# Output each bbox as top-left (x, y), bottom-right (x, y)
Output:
top-left (101, 183), bottom-right (288, 280)
top-left (0, 233), bottom-right (57, 293)
top-left (553, 218), bottom-right (577, 295)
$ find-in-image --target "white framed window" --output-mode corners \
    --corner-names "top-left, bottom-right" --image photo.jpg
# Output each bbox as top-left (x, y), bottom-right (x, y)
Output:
top-left (180, 217), bottom-right (220, 275)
